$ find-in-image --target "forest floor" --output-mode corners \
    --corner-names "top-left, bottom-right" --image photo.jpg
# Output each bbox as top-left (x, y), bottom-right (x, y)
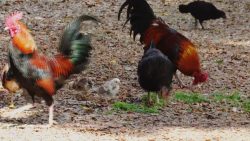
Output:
top-left (0, 0), bottom-right (249, 140)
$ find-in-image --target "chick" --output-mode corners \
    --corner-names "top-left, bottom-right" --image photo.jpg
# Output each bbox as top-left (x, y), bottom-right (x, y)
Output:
top-left (1, 64), bottom-right (22, 108)
top-left (98, 78), bottom-right (121, 97)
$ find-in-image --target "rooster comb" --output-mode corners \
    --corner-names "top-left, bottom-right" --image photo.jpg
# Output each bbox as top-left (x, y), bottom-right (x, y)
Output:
top-left (5, 12), bottom-right (23, 27)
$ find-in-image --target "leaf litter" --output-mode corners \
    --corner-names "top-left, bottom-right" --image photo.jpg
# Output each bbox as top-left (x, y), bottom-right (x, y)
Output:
top-left (0, 0), bottom-right (249, 140)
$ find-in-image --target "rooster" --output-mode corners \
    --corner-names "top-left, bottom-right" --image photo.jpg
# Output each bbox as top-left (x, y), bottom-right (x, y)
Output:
top-left (118, 0), bottom-right (208, 87)
top-left (4, 12), bottom-right (98, 126)
top-left (137, 42), bottom-right (175, 105)
top-left (179, 1), bottom-right (226, 29)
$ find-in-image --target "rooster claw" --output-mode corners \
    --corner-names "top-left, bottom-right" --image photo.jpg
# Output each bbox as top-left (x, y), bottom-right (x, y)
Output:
top-left (47, 120), bottom-right (58, 128)
top-left (179, 84), bottom-right (188, 89)
top-left (9, 104), bottom-right (15, 109)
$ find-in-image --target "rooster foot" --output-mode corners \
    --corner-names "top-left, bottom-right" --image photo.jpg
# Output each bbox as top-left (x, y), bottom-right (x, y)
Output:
top-left (146, 92), bottom-right (153, 107)
top-left (30, 103), bottom-right (38, 109)
top-left (9, 104), bottom-right (15, 109)
top-left (47, 120), bottom-right (58, 128)
top-left (175, 74), bottom-right (188, 88)
top-left (179, 84), bottom-right (189, 89)
top-left (147, 100), bottom-right (153, 107)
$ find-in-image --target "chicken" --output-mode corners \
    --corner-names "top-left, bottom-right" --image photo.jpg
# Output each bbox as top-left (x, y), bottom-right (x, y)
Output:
top-left (137, 42), bottom-right (175, 105)
top-left (98, 78), bottom-right (121, 97)
top-left (118, 0), bottom-right (208, 87)
top-left (4, 12), bottom-right (98, 126)
top-left (1, 63), bottom-right (22, 108)
top-left (179, 1), bottom-right (226, 29)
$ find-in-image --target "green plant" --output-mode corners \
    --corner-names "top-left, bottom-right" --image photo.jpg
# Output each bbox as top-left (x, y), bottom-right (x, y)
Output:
top-left (174, 91), bottom-right (209, 104)
top-left (112, 101), bottom-right (161, 114)
top-left (215, 59), bottom-right (224, 64)
top-left (213, 91), bottom-right (241, 105)
top-left (242, 100), bottom-right (250, 112)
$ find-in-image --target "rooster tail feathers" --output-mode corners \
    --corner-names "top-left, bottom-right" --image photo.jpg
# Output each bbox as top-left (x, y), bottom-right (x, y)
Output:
top-left (59, 14), bottom-right (99, 66)
top-left (118, 0), bottom-right (156, 41)
top-left (70, 35), bottom-right (92, 65)
top-left (178, 4), bottom-right (190, 13)
top-left (118, 0), bottom-right (129, 20)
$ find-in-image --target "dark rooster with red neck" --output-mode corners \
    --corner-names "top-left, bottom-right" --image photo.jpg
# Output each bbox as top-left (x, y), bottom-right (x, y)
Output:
top-left (118, 0), bottom-right (208, 87)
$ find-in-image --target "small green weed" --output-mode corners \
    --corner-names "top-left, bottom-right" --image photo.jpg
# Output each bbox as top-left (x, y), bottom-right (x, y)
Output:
top-left (242, 100), bottom-right (250, 112)
top-left (213, 91), bottom-right (241, 104)
top-left (112, 92), bottom-right (165, 114)
top-left (215, 59), bottom-right (224, 64)
top-left (212, 91), bottom-right (250, 112)
top-left (174, 91), bottom-right (209, 104)
top-left (112, 101), bottom-right (160, 113)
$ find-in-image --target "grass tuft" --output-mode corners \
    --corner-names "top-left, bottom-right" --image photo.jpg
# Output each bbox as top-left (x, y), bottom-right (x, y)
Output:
top-left (215, 59), bottom-right (224, 64)
top-left (213, 91), bottom-right (241, 105)
top-left (112, 92), bottom-right (165, 114)
top-left (112, 91), bottom-right (250, 114)
top-left (242, 100), bottom-right (250, 112)
top-left (112, 101), bottom-right (160, 113)
top-left (174, 91), bottom-right (209, 104)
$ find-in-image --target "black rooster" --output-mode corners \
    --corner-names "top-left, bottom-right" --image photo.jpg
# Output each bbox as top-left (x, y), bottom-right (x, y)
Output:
top-left (137, 42), bottom-right (175, 105)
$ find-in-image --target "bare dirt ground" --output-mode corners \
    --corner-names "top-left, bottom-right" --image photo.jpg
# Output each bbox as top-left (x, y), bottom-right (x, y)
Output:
top-left (0, 0), bottom-right (249, 140)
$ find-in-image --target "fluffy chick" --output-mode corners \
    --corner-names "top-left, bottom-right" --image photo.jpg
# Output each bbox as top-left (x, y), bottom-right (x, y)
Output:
top-left (98, 78), bottom-right (121, 97)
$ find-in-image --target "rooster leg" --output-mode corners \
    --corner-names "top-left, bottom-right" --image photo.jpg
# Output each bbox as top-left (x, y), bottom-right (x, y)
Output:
top-left (175, 73), bottom-right (187, 88)
top-left (199, 20), bottom-right (205, 29)
top-left (48, 104), bottom-right (54, 127)
top-left (31, 95), bottom-right (35, 105)
top-left (147, 92), bottom-right (152, 106)
top-left (194, 19), bottom-right (198, 28)
top-left (31, 95), bottom-right (38, 108)
top-left (156, 93), bottom-right (160, 104)
top-left (9, 93), bottom-right (15, 109)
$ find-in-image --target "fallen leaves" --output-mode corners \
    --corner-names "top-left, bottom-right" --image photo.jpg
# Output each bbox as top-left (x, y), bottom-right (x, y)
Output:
top-left (0, 0), bottom-right (249, 140)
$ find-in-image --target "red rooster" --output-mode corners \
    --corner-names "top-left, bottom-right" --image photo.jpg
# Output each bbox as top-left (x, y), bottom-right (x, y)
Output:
top-left (118, 0), bottom-right (208, 87)
top-left (4, 12), bottom-right (98, 126)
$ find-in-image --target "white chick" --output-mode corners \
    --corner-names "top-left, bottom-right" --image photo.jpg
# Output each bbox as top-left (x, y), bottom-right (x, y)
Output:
top-left (98, 78), bottom-right (121, 97)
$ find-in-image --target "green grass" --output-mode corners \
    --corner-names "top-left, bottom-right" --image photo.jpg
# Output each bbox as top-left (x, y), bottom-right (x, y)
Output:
top-left (173, 91), bottom-right (250, 113)
top-left (112, 91), bottom-right (250, 114)
top-left (174, 91), bottom-right (209, 104)
top-left (213, 91), bottom-right (241, 105)
top-left (112, 101), bottom-right (160, 113)
top-left (242, 100), bottom-right (250, 112)
top-left (215, 59), bottom-right (224, 64)
top-left (112, 92), bottom-right (165, 114)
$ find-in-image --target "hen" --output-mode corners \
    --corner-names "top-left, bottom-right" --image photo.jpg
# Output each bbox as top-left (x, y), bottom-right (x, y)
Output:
top-left (118, 0), bottom-right (208, 87)
top-left (4, 12), bottom-right (98, 126)
top-left (179, 1), bottom-right (226, 29)
top-left (137, 42), bottom-right (175, 105)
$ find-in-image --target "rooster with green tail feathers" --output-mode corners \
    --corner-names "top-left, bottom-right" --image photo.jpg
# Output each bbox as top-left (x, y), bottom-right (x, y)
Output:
top-left (3, 12), bottom-right (99, 126)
